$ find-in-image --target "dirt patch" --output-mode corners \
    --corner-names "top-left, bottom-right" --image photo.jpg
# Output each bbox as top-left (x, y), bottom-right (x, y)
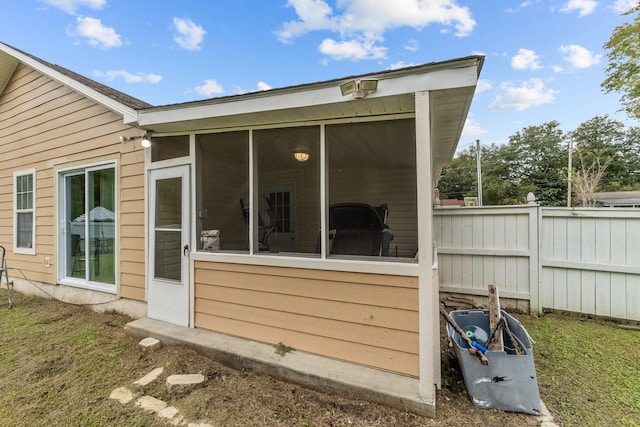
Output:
top-left (0, 292), bottom-right (541, 426)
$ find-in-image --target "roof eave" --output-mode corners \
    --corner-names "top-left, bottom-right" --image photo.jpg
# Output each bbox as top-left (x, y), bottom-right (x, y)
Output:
top-left (0, 43), bottom-right (139, 125)
top-left (138, 56), bottom-right (483, 128)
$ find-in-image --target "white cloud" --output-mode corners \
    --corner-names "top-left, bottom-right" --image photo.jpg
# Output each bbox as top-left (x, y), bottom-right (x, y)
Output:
top-left (612, 0), bottom-right (637, 13)
top-left (72, 16), bottom-right (121, 49)
top-left (511, 48), bottom-right (542, 70)
top-left (39, 0), bottom-right (105, 14)
top-left (278, 0), bottom-right (476, 61)
top-left (195, 79), bottom-right (224, 96)
top-left (560, 0), bottom-right (597, 17)
top-left (388, 61), bottom-right (415, 70)
top-left (559, 44), bottom-right (601, 68)
top-left (404, 39), bottom-right (419, 51)
top-left (257, 81), bottom-right (272, 91)
top-left (461, 114), bottom-right (488, 138)
top-left (319, 37), bottom-right (386, 60)
top-left (93, 70), bottom-right (162, 84)
top-left (475, 79), bottom-right (492, 93)
top-left (489, 78), bottom-right (557, 111)
top-left (172, 17), bottom-right (206, 51)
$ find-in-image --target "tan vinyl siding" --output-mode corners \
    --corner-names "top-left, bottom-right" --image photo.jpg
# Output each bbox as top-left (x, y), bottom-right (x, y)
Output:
top-left (194, 261), bottom-right (419, 377)
top-left (0, 63), bottom-right (145, 300)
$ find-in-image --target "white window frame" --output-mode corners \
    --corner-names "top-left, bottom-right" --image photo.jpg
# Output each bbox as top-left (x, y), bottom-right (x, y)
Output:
top-left (14, 168), bottom-right (36, 255)
top-left (56, 160), bottom-right (118, 293)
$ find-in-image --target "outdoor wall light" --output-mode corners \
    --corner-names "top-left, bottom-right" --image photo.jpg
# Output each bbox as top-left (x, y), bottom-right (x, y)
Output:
top-left (120, 131), bottom-right (151, 148)
top-left (340, 79), bottom-right (378, 99)
top-left (294, 152), bottom-right (310, 162)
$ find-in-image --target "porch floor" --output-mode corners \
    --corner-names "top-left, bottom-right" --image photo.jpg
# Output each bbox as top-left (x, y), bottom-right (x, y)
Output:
top-left (125, 317), bottom-right (434, 417)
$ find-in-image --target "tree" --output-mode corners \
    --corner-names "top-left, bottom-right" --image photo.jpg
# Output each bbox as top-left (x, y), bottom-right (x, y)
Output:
top-left (437, 146), bottom-right (477, 200)
top-left (494, 121), bottom-right (568, 206)
top-left (602, 4), bottom-right (640, 120)
top-left (572, 149), bottom-right (613, 206)
top-left (569, 115), bottom-right (625, 190)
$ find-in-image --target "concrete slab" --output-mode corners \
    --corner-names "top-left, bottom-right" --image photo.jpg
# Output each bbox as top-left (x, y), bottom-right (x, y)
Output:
top-left (167, 373), bottom-right (205, 394)
top-left (126, 317), bottom-right (434, 417)
top-left (136, 395), bottom-right (167, 413)
top-left (133, 367), bottom-right (164, 387)
top-left (109, 386), bottom-right (134, 404)
top-left (139, 337), bottom-right (162, 351)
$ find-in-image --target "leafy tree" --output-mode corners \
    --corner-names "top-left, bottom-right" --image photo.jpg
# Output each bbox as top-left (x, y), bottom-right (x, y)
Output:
top-left (602, 4), bottom-right (640, 120)
top-left (436, 146), bottom-right (477, 200)
top-left (494, 121), bottom-right (568, 206)
top-left (569, 115), bottom-right (629, 191)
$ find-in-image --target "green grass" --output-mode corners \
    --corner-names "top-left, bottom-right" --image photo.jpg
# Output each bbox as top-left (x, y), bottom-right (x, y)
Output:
top-left (522, 314), bottom-right (640, 427)
top-left (0, 291), bottom-right (638, 426)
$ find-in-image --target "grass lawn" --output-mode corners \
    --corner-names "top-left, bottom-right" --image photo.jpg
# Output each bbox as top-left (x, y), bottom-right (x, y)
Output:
top-left (0, 290), bottom-right (638, 426)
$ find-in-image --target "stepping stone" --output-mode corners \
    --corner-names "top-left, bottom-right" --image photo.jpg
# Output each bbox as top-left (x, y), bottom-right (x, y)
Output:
top-left (133, 367), bottom-right (164, 387)
top-left (158, 406), bottom-right (183, 425)
top-left (135, 395), bottom-right (167, 413)
top-left (139, 337), bottom-right (162, 351)
top-left (109, 387), bottom-right (134, 404)
top-left (166, 373), bottom-right (205, 394)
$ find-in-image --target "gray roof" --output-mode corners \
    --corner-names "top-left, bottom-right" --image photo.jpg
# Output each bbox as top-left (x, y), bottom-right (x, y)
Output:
top-left (0, 42), bottom-right (150, 123)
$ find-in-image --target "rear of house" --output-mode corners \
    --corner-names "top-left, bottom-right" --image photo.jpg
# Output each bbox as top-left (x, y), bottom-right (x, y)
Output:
top-left (0, 43), bottom-right (148, 314)
top-left (0, 41), bottom-right (484, 416)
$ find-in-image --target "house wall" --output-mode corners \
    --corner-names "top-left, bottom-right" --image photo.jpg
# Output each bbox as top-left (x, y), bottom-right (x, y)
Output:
top-left (0, 63), bottom-right (146, 301)
top-left (194, 261), bottom-right (420, 377)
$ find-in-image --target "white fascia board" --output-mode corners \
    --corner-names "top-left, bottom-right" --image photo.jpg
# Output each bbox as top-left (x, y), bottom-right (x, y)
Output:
top-left (0, 44), bottom-right (138, 125)
top-left (138, 61), bottom-right (480, 127)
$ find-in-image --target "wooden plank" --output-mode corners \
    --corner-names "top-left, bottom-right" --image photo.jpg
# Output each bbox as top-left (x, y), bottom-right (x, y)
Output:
top-left (487, 284), bottom-right (503, 350)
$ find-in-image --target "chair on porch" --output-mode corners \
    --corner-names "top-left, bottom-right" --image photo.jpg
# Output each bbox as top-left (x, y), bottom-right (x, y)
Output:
top-left (72, 238), bottom-right (99, 276)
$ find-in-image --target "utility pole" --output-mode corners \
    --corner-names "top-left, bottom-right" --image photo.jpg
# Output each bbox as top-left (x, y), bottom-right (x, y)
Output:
top-left (567, 138), bottom-right (573, 207)
top-left (476, 139), bottom-right (483, 206)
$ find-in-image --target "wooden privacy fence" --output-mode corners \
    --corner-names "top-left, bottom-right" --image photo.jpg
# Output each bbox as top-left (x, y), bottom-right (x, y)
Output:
top-left (434, 205), bottom-right (640, 322)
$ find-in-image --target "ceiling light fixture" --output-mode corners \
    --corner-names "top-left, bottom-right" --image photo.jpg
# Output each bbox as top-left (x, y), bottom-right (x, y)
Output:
top-left (294, 152), bottom-right (309, 162)
top-left (120, 131), bottom-right (151, 148)
top-left (339, 79), bottom-right (378, 99)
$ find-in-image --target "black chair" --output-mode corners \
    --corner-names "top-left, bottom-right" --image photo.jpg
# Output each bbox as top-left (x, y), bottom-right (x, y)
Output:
top-left (240, 199), bottom-right (277, 251)
top-left (318, 203), bottom-right (393, 256)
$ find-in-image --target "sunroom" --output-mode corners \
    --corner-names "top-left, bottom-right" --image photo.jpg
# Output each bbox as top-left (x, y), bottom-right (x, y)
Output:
top-left (136, 56), bottom-right (483, 414)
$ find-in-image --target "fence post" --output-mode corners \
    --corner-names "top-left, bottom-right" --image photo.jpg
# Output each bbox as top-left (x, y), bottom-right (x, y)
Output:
top-left (528, 205), bottom-right (542, 315)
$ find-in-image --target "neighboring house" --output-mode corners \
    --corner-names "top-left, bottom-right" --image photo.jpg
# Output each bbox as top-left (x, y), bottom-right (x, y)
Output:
top-left (0, 41), bottom-right (483, 415)
top-left (593, 191), bottom-right (640, 207)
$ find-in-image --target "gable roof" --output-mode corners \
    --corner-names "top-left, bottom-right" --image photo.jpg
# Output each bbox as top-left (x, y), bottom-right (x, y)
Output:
top-left (0, 42), bottom-right (151, 125)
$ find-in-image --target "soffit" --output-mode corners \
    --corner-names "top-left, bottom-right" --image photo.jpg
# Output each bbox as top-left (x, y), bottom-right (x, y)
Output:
top-left (0, 50), bottom-right (18, 96)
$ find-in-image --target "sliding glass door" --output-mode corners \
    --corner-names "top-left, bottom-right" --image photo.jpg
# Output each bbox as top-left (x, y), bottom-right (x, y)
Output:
top-left (59, 163), bottom-right (116, 291)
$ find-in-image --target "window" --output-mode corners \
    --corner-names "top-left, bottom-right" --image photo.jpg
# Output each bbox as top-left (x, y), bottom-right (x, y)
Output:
top-left (326, 119), bottom-right (417, 259)
top-left (58, 162), bottom-right (116, 291)
top-left (195, 118), bottom-right (417, 261)
top-left (14, 169), bottom-right (36, 254)
top-left (151, 135), bottom-right (190, 162)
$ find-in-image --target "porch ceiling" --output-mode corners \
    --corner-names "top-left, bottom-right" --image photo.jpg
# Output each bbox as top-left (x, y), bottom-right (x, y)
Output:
top-left (138, 56), bottom-right (483, 174)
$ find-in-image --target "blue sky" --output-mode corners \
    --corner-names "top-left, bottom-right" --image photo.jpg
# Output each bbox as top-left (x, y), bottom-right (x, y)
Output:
top-left (1, 0), bottom-right (637, 151)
